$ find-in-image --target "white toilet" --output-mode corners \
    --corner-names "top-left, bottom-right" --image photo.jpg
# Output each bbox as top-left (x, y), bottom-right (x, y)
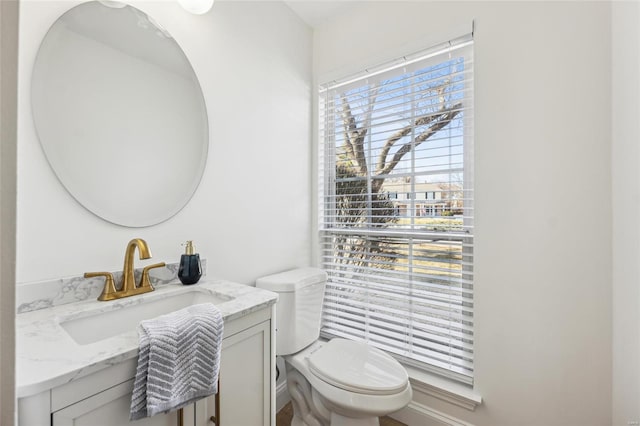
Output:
top-left (256, 268), bottom-right (412, 426)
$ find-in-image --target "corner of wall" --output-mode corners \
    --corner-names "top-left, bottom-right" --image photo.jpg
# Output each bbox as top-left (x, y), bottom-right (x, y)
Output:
top-left (0, 0), bottom-right (19, 423)
top-left (611, 2), bottom-right (640, 424)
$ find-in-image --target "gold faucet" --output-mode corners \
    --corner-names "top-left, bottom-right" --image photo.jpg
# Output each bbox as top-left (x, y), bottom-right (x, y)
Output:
top-left (85, 238), bottom-right (166, 301)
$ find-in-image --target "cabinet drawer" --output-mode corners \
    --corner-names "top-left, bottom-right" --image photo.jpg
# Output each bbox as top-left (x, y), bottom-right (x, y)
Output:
top-left (52, 379), bottom-right (192, 426)
top-left (52, 358), bottom-right (137, 412)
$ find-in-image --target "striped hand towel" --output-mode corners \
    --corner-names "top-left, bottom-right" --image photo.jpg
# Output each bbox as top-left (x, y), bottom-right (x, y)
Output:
top-left (130, 303), bottom-right (224, 420)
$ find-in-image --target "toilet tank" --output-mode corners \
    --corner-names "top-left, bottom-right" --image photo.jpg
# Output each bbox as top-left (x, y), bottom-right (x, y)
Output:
top-left (256, 268), bottom-right (327, 356)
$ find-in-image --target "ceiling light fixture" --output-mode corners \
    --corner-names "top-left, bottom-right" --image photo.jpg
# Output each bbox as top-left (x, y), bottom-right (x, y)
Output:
top-left (177, 0), bottom-right (213, 15)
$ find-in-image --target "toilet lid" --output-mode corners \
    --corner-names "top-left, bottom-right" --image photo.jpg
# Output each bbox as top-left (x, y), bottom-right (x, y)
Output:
top-left (308, 339), bottom-right (408, 395)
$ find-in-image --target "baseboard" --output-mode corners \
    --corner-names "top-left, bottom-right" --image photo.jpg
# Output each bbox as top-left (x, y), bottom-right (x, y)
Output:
top-left (276, 380), bottom-right (290, 413)
top-left (389, 400), bottom-right (473, 426)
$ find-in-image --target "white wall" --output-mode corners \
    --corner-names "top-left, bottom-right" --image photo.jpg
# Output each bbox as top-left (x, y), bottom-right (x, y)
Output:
top-left (17, 0), bottom-right (312, 285)
top-left (14, 1), bottom-right (626, 424)
top-left (1, 0), bottom-right (18, 423)
top-left (612, 2), bottom-right (640, 425)
top-left (314, 2), bottom-right (612, 425)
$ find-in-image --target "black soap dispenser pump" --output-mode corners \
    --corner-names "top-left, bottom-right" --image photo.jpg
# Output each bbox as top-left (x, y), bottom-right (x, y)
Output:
top-left (178, 240), bottom-right (202, 285)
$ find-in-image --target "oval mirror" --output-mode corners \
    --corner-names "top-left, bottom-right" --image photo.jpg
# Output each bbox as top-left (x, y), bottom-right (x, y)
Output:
top-left (31, 1), bottom-right (208, 227)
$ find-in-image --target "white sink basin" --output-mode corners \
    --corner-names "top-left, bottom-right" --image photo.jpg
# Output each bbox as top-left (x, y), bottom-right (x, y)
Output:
top-left (59, 289), bottom-right (232, 345)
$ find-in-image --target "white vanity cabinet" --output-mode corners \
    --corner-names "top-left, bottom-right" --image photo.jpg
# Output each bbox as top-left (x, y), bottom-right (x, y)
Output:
top-left (51, 378), bottom-right (190, 426)
top-left (18, 307), bottom-right (275, 426)
top-left (194, 319), bottom-right (272, 426)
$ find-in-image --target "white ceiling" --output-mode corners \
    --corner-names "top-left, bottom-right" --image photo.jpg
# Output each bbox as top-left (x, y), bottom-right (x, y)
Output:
top-left (283, 1), bottom-right (359, 28)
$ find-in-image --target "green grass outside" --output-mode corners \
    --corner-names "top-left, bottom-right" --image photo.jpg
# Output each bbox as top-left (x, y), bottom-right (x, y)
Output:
top-left (391, 217), bottom-right (464, 278)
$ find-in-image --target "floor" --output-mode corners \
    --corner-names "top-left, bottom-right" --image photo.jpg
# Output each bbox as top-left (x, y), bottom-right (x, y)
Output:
top-left (276, 402), bottom-right (406, 426)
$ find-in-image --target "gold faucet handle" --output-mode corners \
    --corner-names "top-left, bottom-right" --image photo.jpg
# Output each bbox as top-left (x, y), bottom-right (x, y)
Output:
top-left (140, 262), bottom-right (166, 289)
top-left (85, 272), bottom-right (117, 301)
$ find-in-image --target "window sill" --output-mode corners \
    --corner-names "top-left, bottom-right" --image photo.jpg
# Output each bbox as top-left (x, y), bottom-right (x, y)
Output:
top-left (402, 365), bottom-right (482, 411)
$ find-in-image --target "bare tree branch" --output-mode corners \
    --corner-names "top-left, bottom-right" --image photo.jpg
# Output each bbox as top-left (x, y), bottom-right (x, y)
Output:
top-left (376, 80), bottom-right (453, 174)
top-left (340, 97), bottom-right (368, 176)
top-left (340, 99), bottom-right (357, 163)
top-left (375, 102), bottom-right (462, 180)
top-left (360, 85), bottom-right (380, 136)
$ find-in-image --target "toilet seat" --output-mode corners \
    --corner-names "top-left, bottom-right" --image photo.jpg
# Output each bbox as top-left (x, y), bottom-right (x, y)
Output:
top-left (308, 338), bottom-right (408, 396)
top-left (285, 339), bottom-right (413, 420)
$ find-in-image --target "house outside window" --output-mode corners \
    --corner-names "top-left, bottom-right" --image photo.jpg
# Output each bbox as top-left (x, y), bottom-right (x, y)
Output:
top-left (318, 34), bottom-right (474, 384)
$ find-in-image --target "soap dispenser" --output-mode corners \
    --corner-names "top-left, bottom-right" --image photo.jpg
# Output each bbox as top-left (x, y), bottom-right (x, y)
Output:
top-left (178, 240), bottom-right (202, 285)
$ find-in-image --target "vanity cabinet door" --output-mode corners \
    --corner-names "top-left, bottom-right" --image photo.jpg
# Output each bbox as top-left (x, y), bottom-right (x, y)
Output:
top-left (195, 320), bottom-right (272, 426)
top-left (52, 379), bottom-right (194, 426)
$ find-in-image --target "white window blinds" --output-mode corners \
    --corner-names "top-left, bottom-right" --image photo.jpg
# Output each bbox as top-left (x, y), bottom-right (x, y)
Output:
top-left (318, 35), bottom-right (474, 384)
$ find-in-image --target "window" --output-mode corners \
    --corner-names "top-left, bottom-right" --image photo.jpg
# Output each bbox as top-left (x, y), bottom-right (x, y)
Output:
top-left (318, 35), bottom-right (474, 384)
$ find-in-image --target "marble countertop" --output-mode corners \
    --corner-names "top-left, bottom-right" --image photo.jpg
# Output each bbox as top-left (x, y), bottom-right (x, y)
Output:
top-left (16, 279), bottom-right (278, 398)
